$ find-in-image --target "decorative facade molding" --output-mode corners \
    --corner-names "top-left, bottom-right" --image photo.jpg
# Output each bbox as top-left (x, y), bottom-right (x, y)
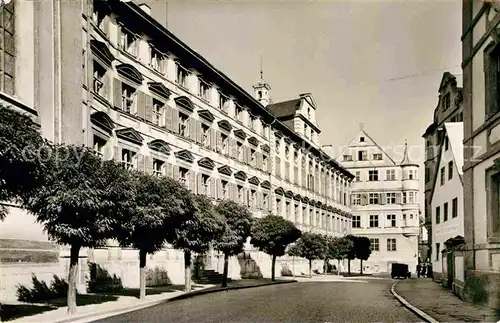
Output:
top-left (147, 139), bottom-right (171, 154)
top-left (234, 129), bottom-right (246, 140)
top-left (301, 196), bottom-right (309, 203)
top-left (91, 111), bottom-right (115, 134)
top-left (260, 180), bottom-right (271, 189)
top-left (285, 190), bottom-right (294, 199)
top-left (275, 131), bottom-right (283, 139)
top-left (90, 40), bottom-right (115, 66)
top-left (174, 96), bottom-right (194, 112)
top-left (261, 144), bottom-right (270, 153)
top-left (148, 82), bottom-right (171, 100)
top-left (234, 171), bottom-right (247, 181)
top-left (115, 127), bottom-right (143, 145)
top-left (248, 136), bottom-right (259, 147)
top-left (198, 157), bottom-right (215, 170)
top-left (218, 120), bottom-right (232, 132)
top-left (198, 109), bottom-right (215, 122)
top-left (275, 187), bottom-right (285, 196)
top-left (174, 149), bottom-right (194, 163)
top-left (218, 165), bottom-right (232, 176)
top-left (116, 63), bottom-right (143, 84)
top-left (248, 176), bottom-right (260, 186)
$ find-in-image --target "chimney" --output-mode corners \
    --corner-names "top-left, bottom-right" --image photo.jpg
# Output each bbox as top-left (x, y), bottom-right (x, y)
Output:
top-left (138, 3), bottom-right (151, 15)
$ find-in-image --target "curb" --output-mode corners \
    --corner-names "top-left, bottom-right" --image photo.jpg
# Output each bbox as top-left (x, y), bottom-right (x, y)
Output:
top-left (391, 280), bottom-right (439, 323)
top-left (54, 280), bottom-right (297, 323)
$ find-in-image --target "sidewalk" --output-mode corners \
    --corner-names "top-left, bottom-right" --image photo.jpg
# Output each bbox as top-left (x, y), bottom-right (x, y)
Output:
top-left (393, 278), bottom-right (500, 322)
top-left (3, 279), bottom-right (296, 323)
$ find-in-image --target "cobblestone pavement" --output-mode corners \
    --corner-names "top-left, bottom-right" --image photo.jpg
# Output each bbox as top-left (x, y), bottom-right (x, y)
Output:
top-left (394, 278), bottom-right (500, 322)
top-left (93, 278), bottom-right (420, 323)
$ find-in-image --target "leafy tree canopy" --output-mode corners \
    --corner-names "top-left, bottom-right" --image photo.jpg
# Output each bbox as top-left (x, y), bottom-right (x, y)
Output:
top-left (169, 194), bottom-right (225, 254)
top-left (23, 145), bottom-right (132, 248)
top-left (0, 105), bottom-right (48, 219)
top-left (355, 236), bottom-right (372, 261)
top-left (345, 235), bottom-right (358, 260)
top-left (290, 232), bottom-right (328, 261)
top-left (251, 214), bottom-right (301, 257)
top-left (327, 236), bottom-right (354, 260)
top-left (213, 200), bottom-right (253, 256)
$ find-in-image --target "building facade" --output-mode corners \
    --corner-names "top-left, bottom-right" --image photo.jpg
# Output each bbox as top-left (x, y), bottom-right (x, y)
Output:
top-left (461, 0), bottom-right (500, 309)
top-left (338, 129), bottom-right (420, 273)
top-left (0, 0), bottom-right (354, 300)
top-left (422, 72), bottom-right (463, 264)
top-left (430, 123), bottom-right (464, 282)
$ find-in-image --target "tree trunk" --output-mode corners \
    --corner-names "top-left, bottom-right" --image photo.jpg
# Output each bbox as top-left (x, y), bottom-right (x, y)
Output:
top-left (323, 259), bottom-right (328, 275)
top-left (139, 249), bottom-right (147, 301)
top-left (67, 244), bottom-right (81, 315)
top-left (348, 259), bottom-right (351, 276)
top-left (308, 259), bottom-right (312, 278)
top-left (360, 259), bottom-right (363, 275)
top-left (184, 250), bottom-right (192, 293)
top-left (271, 254), bottom-right (276, 282)
top-left (337, 259), bottom-right (341, 276)
top-left (221, 253), bottom-right (229, 288)
top-left (292, 256), bottom-right (295, 278)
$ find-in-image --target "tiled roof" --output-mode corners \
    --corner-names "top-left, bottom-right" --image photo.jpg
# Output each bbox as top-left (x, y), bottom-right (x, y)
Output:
top-left (266, 99), bottom-right (301, 118)
top-left (444, 122), bottom-right (464, 175)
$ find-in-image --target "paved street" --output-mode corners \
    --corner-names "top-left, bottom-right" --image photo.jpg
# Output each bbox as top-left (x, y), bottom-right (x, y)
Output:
top-left (93, 278), bottom-right (421, 323)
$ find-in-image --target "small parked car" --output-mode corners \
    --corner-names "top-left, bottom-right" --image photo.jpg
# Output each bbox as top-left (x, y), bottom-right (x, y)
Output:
top-left (391, 263), bottom-right (411, 279)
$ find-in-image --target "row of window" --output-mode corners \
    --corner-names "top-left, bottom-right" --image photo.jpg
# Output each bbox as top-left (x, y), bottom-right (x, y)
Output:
top-left (351, 192), bottom-right (417, 205)
top-left (352, 214), bottom-right (415, 228)
top-left (343, 150), bottom-right (383, 162)
top-left (435, 197), bottom-right (459, 224)
top-left (368, 238), bottom-right (397, 252)
top-left (277, 201), bottom-right (350, 232)
top-left (440, 160), bottom-right (455, 186)
top-left (354, 169), bottom-right (417, 182)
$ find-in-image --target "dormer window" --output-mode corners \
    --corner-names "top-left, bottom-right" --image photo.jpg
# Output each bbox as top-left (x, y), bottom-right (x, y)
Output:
top-left (93, 61), bottom-right (106, 95)
top-left (357, 150), bottom-right (367, 161)
top-left (176, 63), bottom-right (189, 88)
top-left (119, 27), bottom-right (137, 57)
top-left (343, 155), bottom-right (353, 162)
top-left (199, 79), bottom-right (210, 101)
top-left (360, 136), bottom-right (365, 142)
top-left (152, 99), bottom-right (164, 126)
top-left (121, 83), bottom-right (136, 114)
top-left (373, 153), bottom-right (382, 160)
top-left (219, 93), bottom-right (229, 112)
top-left (150, 46), bottom-right (165, 73)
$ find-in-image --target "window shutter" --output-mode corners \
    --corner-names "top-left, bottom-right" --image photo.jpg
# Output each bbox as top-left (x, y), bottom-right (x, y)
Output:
top-left (172, 108), bottom-right (179, 134)
top-left (217, 179), bottom-right (222, 200)
top-left (275, 156), bottom-right (281, 177)
top-left (137, 154), bottom-right (145, 172)
top-left (166, 163), bottom-right (173, 178)
top-left (210, 129), bottom-right (217, 151)
top-left (256, 151), bottom-right (262, 169)
top-left (216, 131), bottom-right (222, 153)
top-left (196, 121), bottom-right (203, 144)
top-left (173, 165), bottom-right (180, 181)
top-left (136, 92), bottom-right (146, 119)
top-left (258, 191), bottom-right (263, 209)
top-left (113, 78), bottom-right (122, 109)
top-left (210, 177), bottom-right (216, 198)
top-left (164, 105), bottom-right (173, 131)
top-left (189, 171), bottom-right (196, 191)
top-left (197, 173), bottom-right (203, 195)
top-left (245, 146), bottom-right (250, 164)
top-left (146, 156), bottom-right (153, 175)
top-left (189, 117), bottom-right (197, 141)
top-left (145, 94), bottom-right (153, 122)
top-left (113, 146), bottom-right (121, 163)
top-left (230, 138), bottom-right (237, 158)
top-left (101, 73), bottom-right (111, 101)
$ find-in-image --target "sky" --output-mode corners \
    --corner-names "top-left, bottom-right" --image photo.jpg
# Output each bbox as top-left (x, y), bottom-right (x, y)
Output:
top-left (160, 0), bottom-right (462, 164)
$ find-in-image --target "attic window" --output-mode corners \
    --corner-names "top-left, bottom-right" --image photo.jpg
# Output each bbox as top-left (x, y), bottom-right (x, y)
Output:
top-left (360, 137), bottom-right (365, 142)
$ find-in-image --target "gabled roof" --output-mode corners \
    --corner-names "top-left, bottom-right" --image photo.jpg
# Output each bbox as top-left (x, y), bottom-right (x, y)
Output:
top-left (338, 128), bottom-right (396, 166)
top-left (445, 122), bottom-right (464, 176)
top-left (266, 99), bottom-right (301, 118)
top-left (438, 72), bottom-right (458, 92)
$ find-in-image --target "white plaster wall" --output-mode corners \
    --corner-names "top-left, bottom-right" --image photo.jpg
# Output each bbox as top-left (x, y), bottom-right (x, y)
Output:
top-left (455, 255), bottom-right (464, 282)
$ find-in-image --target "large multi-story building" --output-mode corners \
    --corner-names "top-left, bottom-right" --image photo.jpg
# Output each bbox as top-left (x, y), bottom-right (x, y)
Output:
top-left (0, 0), bottom-right (353, 300)
top-left (430, 122), bottom-right (464, 283)
top-left (338, 128), bottom-right (420, 273)
top-left (461, 0), bottom-right (500, 309)
top-left (422, 72), bottom-right (463, 264)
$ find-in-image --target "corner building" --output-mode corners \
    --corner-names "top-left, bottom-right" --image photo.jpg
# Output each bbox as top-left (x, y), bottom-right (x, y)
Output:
top-left (338, 129), bottom-right (420, 273)
top-left (0, 0), bottom-right (354, 299)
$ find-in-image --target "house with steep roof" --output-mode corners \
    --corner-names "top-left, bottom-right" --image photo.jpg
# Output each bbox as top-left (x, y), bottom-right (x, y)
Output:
top-left (338, 127), bottom-right (420, 273)
top-left (430, 122), bottom-right (464, 283)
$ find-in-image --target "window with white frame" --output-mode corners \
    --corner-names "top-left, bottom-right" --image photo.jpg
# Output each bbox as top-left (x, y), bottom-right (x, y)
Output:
top-left (179, 112), bottom-right (189, 137)
top-left (219, 93), bottom-right (229, 113)
top-left (152, 99), bottom-right (164, 126)
top-left (121, 83), bottom-right (136, 114)
top-left (369, 193), bottom-right (379, 204)
top-left (355, 171), bottom-right (360, 181)
top-left (176, 63), bottom-right (189, 88)
top-left (368, 170), bottom-right (378, 181)
top-left (235, 105), bottom-right (243, 122)
top-left (237, 185), bottom-right (244, 203)
top-left (262, 124), bottom-right (268, 138)
top-left (237, 142), bottom-right (244, 161)
top-left (408, 191), bottom-right (415, 204)
top-left (343, 155), bottom-right (353, 162)
top-left (250, 149), bottom-right (256, 166)
top-left (153, 159), bottom-right (164, 176)
top-left (221, 133), bottom-right (229, 154)
top-left (352, 215), bottom-right (361, 228)
top-left (179, 167), bottom-right (188, 184)
top-left (121, 149), bottom-right (136, 170)
top-left (352, 194), bottom-right (361, 205)
top-left (93, 61), bottom-right (106, 95)
top-left (402, 213), bottom-right (407, 226)
top-left (263, 154), bottom-right (268, 172)
top-left (358, 150), bottom-right (367, 161)
top-left (369, 215), bottom-right (379, 227)
top-left (201, 124), bottom-right (210, 147)
top-left (250, 189), bottom-right (256, 208)
top-left (370, 239), bottom-right (379, 251)
top-left (263, 192), bottom-right (268, 209)
top-left (373, 153), bottom-right (383, 160)
top-left (150, 46), bottom-right (165, 73)
top-left (386, 169), bottom-right (396, 181)
top-left (387, 214), bottom-right (396, 227)
top-left (386, 193), bottom-right (396, 204)
top-left (199, 79), bottom-right (210, 101)
top-left (202, 174), bottom-right (210, 195)
top-left (249, 115), bottom-right (256, 130)
top-left (276, 199), bottom-right (281, 215)
top-left (409, 169), bottom-right (415, 180)
top-left (93, 135), bottom-right (106, 158)
top-left (119, 27), bottom-right (137, 56)
top-left (286, 202), bottom-right (291, 219)
top-left (221, 180), bottom-right (228, 199)
top-left (387, 238), bottom-right (397, 251)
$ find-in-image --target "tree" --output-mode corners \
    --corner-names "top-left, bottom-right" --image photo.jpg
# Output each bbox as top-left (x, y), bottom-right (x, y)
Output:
top-left (213, 200), bottom-right (253, 288)
top-left (115, 173), bottom-right (193, 300)
top-left (23, 145), bottom-right (132, 314)
top-left (288, 232), bottom-right (328, 277)
top-left (345, 235), bottom-right (358, 276)
top-left (169, 194), bottom-right (225, 292)
top-left (327, 236), bottom-right (354, 276)
top-left (250, 215), bottom-right (301, 281)
top-left (355, 236), bottom-right (372, 274)
top-left (0, 105), bottom-right (47, 220)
